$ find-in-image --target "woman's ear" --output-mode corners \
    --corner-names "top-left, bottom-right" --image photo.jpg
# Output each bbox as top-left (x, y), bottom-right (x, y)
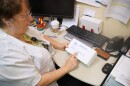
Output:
top-left (2, 18), bottom-right (13, 26)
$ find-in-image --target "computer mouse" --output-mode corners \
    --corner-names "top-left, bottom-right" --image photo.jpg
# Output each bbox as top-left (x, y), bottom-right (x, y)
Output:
top-left (102, 63), bottom-right (113, 74)
top-left (105, 36), bottom-right (124, 53)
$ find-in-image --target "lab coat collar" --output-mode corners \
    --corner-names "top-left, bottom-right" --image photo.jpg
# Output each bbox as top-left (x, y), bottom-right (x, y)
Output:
top-left (0, 28), bottom-right (26, 48)
top-left (0, 28), bottom-right (7, 38)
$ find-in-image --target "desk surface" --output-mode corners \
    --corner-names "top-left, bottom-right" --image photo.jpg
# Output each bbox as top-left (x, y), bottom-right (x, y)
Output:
top-left (44, 29), bottom-right (117, 86)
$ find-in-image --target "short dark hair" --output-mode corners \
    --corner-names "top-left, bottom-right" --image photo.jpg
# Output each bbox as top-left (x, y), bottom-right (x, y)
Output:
top-left (0, 0), bottom-right (29, 28)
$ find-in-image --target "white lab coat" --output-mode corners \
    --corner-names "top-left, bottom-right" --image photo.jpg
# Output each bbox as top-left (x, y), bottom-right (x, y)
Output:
top-left (0, 27), bottom-right (58, 86)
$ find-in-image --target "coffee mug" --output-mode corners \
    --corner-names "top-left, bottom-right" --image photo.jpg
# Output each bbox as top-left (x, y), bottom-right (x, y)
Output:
top-left (51, 20), bottom-right (59, 33)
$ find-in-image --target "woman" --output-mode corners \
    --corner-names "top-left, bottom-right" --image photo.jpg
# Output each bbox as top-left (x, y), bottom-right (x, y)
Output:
top-left (0, 0), bottom-right (78, 86)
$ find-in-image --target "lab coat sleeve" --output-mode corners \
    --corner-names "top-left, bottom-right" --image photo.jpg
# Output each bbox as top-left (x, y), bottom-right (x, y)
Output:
top-left (26, 26), bottom-right (50, 44)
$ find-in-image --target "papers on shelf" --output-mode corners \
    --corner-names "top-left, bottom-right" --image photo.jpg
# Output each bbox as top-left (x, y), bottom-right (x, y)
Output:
top-left (111, 55), bottom-right (130, 86)
top-left (65, 38), bottom-right (97, 66)
top-left (105, 0), bottom-right (130, 24)
top-left (76, 0), bottom-right (101, 7)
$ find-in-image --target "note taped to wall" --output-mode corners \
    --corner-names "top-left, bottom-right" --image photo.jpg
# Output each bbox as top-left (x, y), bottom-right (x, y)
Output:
top-left (105, 0), bottom-right (130, 24)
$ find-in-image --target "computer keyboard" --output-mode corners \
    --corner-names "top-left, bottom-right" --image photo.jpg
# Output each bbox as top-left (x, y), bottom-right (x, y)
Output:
top-left (66, 25), bottom-right (109, 47)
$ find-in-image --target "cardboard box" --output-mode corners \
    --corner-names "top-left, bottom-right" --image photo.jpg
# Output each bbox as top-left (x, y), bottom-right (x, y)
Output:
top-left (80, 16), bottom-right (103, 34)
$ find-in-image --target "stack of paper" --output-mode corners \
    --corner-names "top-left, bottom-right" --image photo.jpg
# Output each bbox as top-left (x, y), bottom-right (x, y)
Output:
top-left (65, 38), bottom-right (97, 66)
top-left (111, 55), bottom-right (130, 86)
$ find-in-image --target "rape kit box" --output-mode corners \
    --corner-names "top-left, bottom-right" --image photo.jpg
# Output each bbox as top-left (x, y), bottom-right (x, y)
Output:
top-left (80, 16), bottom-right (103, 34)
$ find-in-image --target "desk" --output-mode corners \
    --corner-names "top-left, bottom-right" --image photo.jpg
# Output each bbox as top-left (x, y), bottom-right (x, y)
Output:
top-left (43, 29), bottom-right (117, 86)
top-left (40, 2), bottom-right (130, 85)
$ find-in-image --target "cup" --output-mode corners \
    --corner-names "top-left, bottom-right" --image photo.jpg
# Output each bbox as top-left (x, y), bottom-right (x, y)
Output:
top-left (51, 20), bottom-right (59, 33)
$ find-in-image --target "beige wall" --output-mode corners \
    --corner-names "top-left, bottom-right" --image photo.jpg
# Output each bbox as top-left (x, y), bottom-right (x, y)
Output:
top-left (77, 3), bottom-right (130, 40)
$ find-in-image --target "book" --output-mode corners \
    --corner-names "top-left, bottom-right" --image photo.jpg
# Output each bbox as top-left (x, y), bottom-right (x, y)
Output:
top-left (65, 38), bottom-right (97, 66)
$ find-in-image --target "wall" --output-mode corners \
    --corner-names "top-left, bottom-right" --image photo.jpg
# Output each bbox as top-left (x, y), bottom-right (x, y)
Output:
top-left (77, 3), bottom-right (130, 40)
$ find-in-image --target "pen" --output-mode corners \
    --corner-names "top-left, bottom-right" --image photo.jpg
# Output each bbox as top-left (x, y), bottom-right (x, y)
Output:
top-left (85, 15), bottom-right (92, 17)
top-left (42, 29), bottom-right (47, 34)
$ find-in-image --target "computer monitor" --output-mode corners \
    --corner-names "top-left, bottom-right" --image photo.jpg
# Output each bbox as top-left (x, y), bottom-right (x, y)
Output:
top-left (29, 0), bottom-right (75, 19)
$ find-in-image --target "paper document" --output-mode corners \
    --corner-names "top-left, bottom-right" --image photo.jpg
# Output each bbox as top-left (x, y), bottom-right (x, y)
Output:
top-left (115, 56), bottom-right (130, 86)
top-left (62, 6), bottom-right (79, 28)
top-left (111, 55), bottom-right (130, 86)
top-left (115, 74), bottom-right (130, 86)
top-left (65, 38), bottom-right (97, 66)
top-left (105, 0), bottom-right (130, 24)
top-left (83, 8), bottom-right (96, 17)
top-left (76, 0), bottom-right (101, 7)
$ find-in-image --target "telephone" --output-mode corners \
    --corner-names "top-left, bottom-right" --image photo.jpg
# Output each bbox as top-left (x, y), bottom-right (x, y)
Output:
top-left (120, 36), bottom-right (130, 54)
top-left (105, 36), bottom-right (124, 53)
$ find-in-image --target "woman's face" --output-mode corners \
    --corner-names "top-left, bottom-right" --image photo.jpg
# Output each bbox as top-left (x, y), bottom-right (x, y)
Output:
top-left (11, 0), bottom-right (33, 35)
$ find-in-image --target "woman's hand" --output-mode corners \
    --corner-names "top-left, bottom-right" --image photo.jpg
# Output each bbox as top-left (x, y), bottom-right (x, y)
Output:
top-left (63, 53), bottom-right (78, 72)
top-left (57, 42), bottom-right (69, 51)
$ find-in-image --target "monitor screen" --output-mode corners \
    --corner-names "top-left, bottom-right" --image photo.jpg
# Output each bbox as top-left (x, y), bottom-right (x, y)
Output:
top-left (29, 0), bottom-right (75, 19)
